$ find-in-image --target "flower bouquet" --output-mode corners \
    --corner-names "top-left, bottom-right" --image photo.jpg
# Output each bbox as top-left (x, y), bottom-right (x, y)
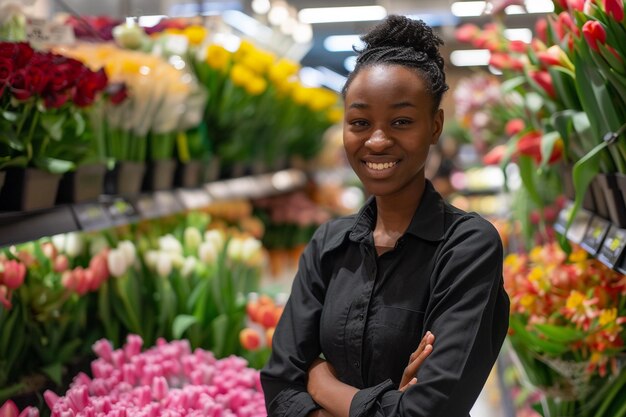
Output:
top-left (504, 242), bottom-right (626, 416)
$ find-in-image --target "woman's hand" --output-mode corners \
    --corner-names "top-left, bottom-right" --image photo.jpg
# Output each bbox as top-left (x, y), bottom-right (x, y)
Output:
top-left (399, 331), bottom-right (435, 392)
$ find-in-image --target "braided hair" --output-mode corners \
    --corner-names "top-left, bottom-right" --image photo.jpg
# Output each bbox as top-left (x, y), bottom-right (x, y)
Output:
top-left (342, 15), bottom-right (449, 112)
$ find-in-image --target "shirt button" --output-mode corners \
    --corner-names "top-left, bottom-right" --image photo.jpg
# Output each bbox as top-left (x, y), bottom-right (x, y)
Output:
top-left (354, 361), bottom-right (360, 368)
top-left (358, 313), bottom-right (364, 321)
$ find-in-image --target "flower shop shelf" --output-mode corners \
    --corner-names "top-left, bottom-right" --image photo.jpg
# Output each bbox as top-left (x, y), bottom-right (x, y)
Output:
top-left (555, 200), bottom-right (626, 274)
top-left (0, 169), bottom-right (307, 248)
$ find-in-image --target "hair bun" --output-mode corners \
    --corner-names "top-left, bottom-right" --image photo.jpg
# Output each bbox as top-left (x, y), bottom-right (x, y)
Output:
top-left (359, 15), bottom-right (442, 59)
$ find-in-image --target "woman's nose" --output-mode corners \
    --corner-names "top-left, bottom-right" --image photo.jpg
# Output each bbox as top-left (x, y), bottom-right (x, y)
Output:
top-left (365, 129), bottom-right (393, 151)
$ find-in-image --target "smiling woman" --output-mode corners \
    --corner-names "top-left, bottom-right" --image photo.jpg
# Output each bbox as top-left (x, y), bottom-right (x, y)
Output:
top-left (261, 15), bottom-right (510, 417)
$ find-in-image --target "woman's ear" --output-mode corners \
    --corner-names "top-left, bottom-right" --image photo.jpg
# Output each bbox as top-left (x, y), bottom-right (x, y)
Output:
top-left (431, 109), bottom-right (444, 145)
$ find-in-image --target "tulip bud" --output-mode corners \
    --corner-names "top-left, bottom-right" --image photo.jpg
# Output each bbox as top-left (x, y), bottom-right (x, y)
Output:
top-left (54, 254), bottom-right (69, 273)
top-left (143, 250), bottom-right (159, 270)
top-left (117, 241), bottom-right (137, 268)
top-left (583, 20), bottom-right (607, 52)
top-left (44, 390), bottom-right (60, 409)
top-left (0, 400), bottom-right (19, 417)
top-left (239, 328), bottom-right (261, 351)
top-left (529, 70), bottom-right (556, 98)
top-left (51, 234), bottom-right (66, 254)
top-left (158, 234), bottom-right (183, 255)
top-left (18, 407), bottom-right (39, 417)
top-left (602, 0), bottom-right (624, 21)
top-left (65, 232), bottom-right (84, 258)
top-left (89, 254), bottom-right (109, 287)
top-left (181, 257), bottom-right (197, 278)
top-left (184, 228), bottom-right (203, 253)
top-left (152, 376), bottom-right (169, 401)
top-left (505, 119), bottom-right (525, 136)
top-left (204, 229), bottom-right (225, 251)
top-left (535, 18), bottom-right (548, 43)
top-left (455, 23), bottom-right (479, 43)
top-left (156, 254), bottom-right (173, 278)
top-left (227, 238), bottom-right (244, 261)
top-left (2, 260), bottom-right (25, 290)
top-left (41, 242), bottom-right (57, 259)
top-left (567, 0), bottom-right (585, 11)
top-left (107, 248), bottom-right (128, 278)
top-left (198, 241), bottom-right (218, 264)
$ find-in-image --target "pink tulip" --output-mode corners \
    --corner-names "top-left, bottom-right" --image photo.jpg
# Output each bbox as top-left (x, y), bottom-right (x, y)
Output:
top-left (93, 339), bottom-right (114, 362)
top-left (124, 334), bottom-right (143, 359)
top-left (88, 254), bottom-right (109, 290)
top-left (603, 0), bottom-right (624, 21)
top-left (44, 390), bottom-right (60, 409)
top-left (17, 407), bottom-right (39, 417)
top-left (556, 11), bottom-right (579, 39)
top-left (506, 119), bottom-right (525, 136)
top-left (583, 20), bottom-right (607, 51)
top-left (72, 267), bottom-right (90, 296)
top-left (535, 18), bottom-right (548, 43)
top-left (455, 23), bottom-right (480, 43)
top-left (0, 401), bottom-right (19, 417)
top-left (567, 0), bottom-right (585, 11)
top-left (2, 260), bottom-right (25, 290)
top-left (67, 386), bottom-right (88, 411)
top-left (41, 242), bottom-right (57, 259)
top-left (53, 255), bottom-right (69, 273)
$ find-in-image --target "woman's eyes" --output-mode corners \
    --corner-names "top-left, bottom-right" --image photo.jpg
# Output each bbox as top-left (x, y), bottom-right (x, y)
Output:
top-left (350, 120), bottom-right (369, 127)
top-left (348, 119), bottom-right (413, 127)
top-left (392, 119), bottom-right (413, 126)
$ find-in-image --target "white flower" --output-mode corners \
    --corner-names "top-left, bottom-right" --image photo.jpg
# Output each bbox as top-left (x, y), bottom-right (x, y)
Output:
top-left (204, 229), bottom-right (225, 252)
top-left (158, 234), bottom-right (183, 255)
top-left (240, 237), bottom-right (262, 263)
top-left (183, 228), bottom-right (202, 253)
top-left (198, 241), bottom-right (218, 264)
top-left (118, 241), bottom-right (137, 267)
top-left (107, 248), bottom-right (128, 278)
top-left (65, 232), bottom-right (85, 258)
top-left (181, 257), bottom-right (197, 278)
top-left (227, 238), bottom-right (243, 262)
top-left (156, 254), bottom-right (173, 278)
top-left (51, 234), bottom-right (66, 253)
top-left (171, 253), bottom-right (185, 269)
top-left (144, 250), bottom-right (159, 269)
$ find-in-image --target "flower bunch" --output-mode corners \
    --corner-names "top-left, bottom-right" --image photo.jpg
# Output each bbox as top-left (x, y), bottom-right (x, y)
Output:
top-left (239, 294), bottom-right (284, 370)
top-left (0, 41), bottom-right (123, 173)
top-left (44, 335), bottom-right (266, 417)
top-left (504, 242), bottom-right (626, 415)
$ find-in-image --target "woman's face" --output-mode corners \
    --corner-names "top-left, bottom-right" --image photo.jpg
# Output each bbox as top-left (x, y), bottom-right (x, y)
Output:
top-left (343, 64), bottom-right (443, 198)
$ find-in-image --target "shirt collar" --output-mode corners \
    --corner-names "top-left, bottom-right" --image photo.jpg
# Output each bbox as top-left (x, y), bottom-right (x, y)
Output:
top-left (349, 180), bottom-right (446, 243)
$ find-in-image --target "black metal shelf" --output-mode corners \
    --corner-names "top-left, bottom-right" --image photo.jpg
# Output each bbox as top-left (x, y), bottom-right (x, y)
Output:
top-left (0, 169), bottom-right (308, 248)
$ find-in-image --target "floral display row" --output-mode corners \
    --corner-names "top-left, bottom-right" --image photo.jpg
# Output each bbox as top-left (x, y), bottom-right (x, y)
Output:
top-left (0, 210), bottom-right (265, 410)
top-left (454, 0), bottom-right (626, 250)
top-left (0, 16), bottom-right (342, 212)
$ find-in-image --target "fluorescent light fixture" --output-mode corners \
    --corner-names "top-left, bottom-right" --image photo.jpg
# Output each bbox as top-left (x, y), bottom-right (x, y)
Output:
top-left (504, 28), bottom-right (532, 43)
top-left (169, 1), bottom-right (241, 17)
top-left (293, 23), bottom-right (313, 43)
top-left (317, 66), bottom-right (348, 92)
top-left (344, 56), bottom-right (357, 72)
top-left (450, 49), bottom-right (490, 66)
top-left (222, 10), bottom-right (273, 41)
top-left (323, 35), bottom-right (363, 52)
top-left (298, 6), bottom-right (387, 24)
top-left (405, 12), bottom-right (459, 27)
top-left (138, 15), bottom-right (166, 27)
top-left (251, 0), bottom-right (271, 15)
top-left (213, 33), bottom-right (241, 52)
top-left (300, 67), bottom-right (324, 87)
top-left (524, 0), bottom-right (554, 13)
top-left (451, 1), bottom-right (486, 17)
top-left (451, 0), bottom-right (553, 17)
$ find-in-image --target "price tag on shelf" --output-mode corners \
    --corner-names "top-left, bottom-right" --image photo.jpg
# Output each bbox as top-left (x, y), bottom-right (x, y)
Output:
top-left (72, 203), bottom-right (112, 231)
top-left (581, 216), bottom-right (611, 255)
top-left (135, 195), bottom-right (161, 220)
top-left (153, 191), bottom-right (184, 217)
top-left (564, 208), bottom-right (592, 244)
top-left (26, 18), bottom-right (50, 43)
top-left (176, 189), bottom-right (212, 210)
top-left (599, 226), bottom-right (626, 270)
top-left (103, 197), bottom-right (139, 226)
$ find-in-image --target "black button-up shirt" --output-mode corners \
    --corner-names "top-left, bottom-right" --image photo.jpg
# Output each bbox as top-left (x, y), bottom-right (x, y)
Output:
top-left (261, 181), bottom-right (510, 417)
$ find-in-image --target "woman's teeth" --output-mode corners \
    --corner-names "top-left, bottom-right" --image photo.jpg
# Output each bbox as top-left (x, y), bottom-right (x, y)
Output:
top-left (366, 161), bottom-right (397, 170)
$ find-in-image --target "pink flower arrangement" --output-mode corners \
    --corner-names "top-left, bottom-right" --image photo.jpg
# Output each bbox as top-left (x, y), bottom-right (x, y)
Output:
top-left (44, 335), bottom-right (267, 417)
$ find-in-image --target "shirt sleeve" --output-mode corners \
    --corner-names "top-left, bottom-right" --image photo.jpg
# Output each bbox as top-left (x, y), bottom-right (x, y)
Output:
top-left (350, 216), bottom-right (510, 417)
top-left (261, 224), bottom-right (330, 417)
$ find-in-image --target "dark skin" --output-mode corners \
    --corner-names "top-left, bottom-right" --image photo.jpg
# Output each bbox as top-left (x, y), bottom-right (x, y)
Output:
top-left (306, 63), bottom-right (444, 417)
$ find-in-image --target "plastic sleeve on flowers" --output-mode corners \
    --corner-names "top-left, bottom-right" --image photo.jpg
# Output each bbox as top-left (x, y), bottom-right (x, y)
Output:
top-left (349, 379), bottom-right (396, 417)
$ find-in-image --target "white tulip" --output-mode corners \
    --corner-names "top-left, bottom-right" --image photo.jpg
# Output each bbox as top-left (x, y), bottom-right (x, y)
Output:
top-left (107, 248), bottom-right (128, 278)
top-left (156, 254), bottom-right (173, 278)
top-left (118, 241), bottom-right (137, 267)
top-left (240, 237), bottom-right (262, 262)
top-left (144, 250), bottom-right (159, 269)
top-left (171, 253), bottom-right (185, 269)
top-left (65, 232), bottom-right (85, 258)
top-left (198, 241), bottom-right (217, 264)
top-left (184, 228), bottom-right (202, 252)
top-left (204, 229), bottom-right (225, 252)
top-left (227, 238), bottom-right (243, 262)
top-left (159, 234), bottom-right (183, 255)
top-left (181, 257), bottom-right (197, 278)
top-left (51, 234), bottom-right (66, 253)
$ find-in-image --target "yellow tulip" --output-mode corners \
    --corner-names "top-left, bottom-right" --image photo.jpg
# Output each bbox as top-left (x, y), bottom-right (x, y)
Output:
top-left (292, 84), bottom-right (310, 106)
top-left (327, 108), bottom-right (344, 124)
top-left (245, 76), bottom-right (268, 96)
top-left (230, 64), bottom-right (255, 88)
top-left (234, 40), bottom-right (257, 61)
top-left (183, 25), bottom-right (207, 46)
top-left (206, 44), bottom-right (231, 70)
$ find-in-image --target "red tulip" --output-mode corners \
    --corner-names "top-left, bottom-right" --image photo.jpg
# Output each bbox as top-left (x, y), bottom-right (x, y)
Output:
top-left (603, 0), bottom-right (624, 21)
top-left (567, 0), bottom-right (586, 11)
top-left (2, 260), bottom-right (25, 290)
top-left (490, 52), bottom-right (523, 70)
top-left (557, 11), bottom-right (580, 39)
top-left (537, 45), bottom-right (574, 70)
top-left (535, 18), bottom-right (548, 43)
top-left (583, 20), bottom-right (607, 52)
top-left (529, 70), bottom-right (556, 98)
top-left (509, 40), bottom-right (527, 53)
top-left (483, 145), bottom-right (507, 165)
top-left (506, 118), bottom-right (525, 136)
top-left (556, 0), bottom-right (569, 8)
top-left (239, 328), bottom-right (261, 351)
top-left (517, 131), bottom-right (563, 163)
top-left (455, 23), bottom-right (480, 43)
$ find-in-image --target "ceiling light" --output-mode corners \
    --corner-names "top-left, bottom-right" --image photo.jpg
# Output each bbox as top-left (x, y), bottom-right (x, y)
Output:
top-left (298, 6), bottom-right (387, 24)
top-left (504, 28), bottom-right (532, 43)
top-left (251, 0), bottom-right (271, 15)
top-left (450, 49), bottom-right (490, 66)
top-left (300, 67), bottom-right (324, 87)
top-left (213, 33), bottom-right (241, 52)
top-left (138, 15), bottom-right (166, 27)
top-left (524, 0), bottom-right (554, 13)
top-left (344, 56), bottom-right (357, 72)
top-left (505, 5), bottom-right (526, 14)
top-left (317, 66), bottom-right (348, 92)
top-left (268, 2), bottom-right (289, 26)
top-left (222, 10), bottom-right (273, 41)
top-left (451, 1), bottom-right (486, 17)
top-left (293, 23), bottom-right (313, 43)
top-left (281, 17), bottom-right (297, 34)
top-left (405, 12), bottom-right (459, 27)
top-left (323, 35), bottom-right (363, 52)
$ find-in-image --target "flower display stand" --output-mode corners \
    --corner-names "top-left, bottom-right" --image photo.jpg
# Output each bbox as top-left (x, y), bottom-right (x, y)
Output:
top-left (104, 161), bottom-right (145, 196)
top-left (142, 159), bottom-right (177, 191)
top-left (56, 163), bottom-right (107, 204)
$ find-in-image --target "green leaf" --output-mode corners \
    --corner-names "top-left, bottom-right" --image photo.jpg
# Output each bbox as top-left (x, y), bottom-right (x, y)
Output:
top-left (210, 314), bottom-right (229, 357)
top-left (501, 76), bottom-right (526, 93)
top-left (509, 316), bottom-right (570, 356)
top-left (41, 362), bottom-right (63, 386)
top-left (41, 113), bottom-right (67, 141)
top-left (534, 323), bottom-right (584, 343)
top-left (525, 92), bottom-right (545, 114)
top-left (72, 110), bottom-right (86, 137)
top-left (540, 131), bottom-right (562, 169)
top-left (172, 314), bottom-right (198, 339)
top-left (518, 155), bottom-right (543, 207)
top-left (548, 66), bottom-right (581, 110)
top-left (33, 157), bottom-right (75, 174)
top-left (1, 111), bottom-right (18, 122)
top-left (594, 368), bottom-right (626, 417)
